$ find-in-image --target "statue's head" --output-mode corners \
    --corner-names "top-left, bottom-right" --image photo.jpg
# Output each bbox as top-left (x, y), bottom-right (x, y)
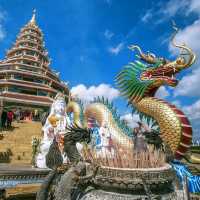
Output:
top-left (51, 93), bottom-right (67, 115)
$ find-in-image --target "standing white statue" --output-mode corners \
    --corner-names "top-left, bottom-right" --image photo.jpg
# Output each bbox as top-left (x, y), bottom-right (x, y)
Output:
top-left (97, 123), bottom-right (115, 158)
top-left (36, 93), bottom-right (70, 168)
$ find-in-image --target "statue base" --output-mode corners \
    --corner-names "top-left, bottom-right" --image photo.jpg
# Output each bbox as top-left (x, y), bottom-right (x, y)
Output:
top-left (83, 164), bottom-right (177, 199)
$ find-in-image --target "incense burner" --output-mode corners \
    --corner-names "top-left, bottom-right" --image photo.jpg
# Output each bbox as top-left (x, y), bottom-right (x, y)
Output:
top-left (82, 164), bottom-right (177, 199)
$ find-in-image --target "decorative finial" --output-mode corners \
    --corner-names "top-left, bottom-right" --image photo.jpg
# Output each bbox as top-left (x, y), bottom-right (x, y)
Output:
top-left (30, 9), bottom-right (36, 24)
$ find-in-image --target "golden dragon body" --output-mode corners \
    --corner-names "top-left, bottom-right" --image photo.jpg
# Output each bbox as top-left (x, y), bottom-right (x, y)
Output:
top-left (66, 98), bottom-right (133, 149)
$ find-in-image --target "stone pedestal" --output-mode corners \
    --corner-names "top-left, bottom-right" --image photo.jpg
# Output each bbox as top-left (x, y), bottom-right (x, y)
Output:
top-left (82, 164), bottom-right (177, 200)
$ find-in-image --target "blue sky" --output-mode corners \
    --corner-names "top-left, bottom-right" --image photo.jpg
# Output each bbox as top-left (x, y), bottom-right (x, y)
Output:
top-left (0, 0), bottom-right (199, 139)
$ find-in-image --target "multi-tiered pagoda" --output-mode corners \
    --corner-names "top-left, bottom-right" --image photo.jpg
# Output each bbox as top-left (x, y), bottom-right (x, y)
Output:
top-left (0, 11), bottom-right (69, 112)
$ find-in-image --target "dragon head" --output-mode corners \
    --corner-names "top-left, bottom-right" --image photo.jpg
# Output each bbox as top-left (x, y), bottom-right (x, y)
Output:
top-left (116, 25), bottom-right (196, 102)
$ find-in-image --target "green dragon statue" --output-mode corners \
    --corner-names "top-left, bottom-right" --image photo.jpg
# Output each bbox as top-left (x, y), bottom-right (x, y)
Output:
top-left (116, 24), bottom-right (196, 159)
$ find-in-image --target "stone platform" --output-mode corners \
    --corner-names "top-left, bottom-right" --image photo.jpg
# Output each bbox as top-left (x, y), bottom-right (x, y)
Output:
top-left (0, 164), bottom-right (50, 199)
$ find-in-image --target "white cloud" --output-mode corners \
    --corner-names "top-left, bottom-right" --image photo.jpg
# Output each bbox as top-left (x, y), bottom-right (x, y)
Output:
top-left (0, 25), bottom-right (5, 41)
top-left (141, 9), bottom-right (153, 23)
top-left (169, 19), bottom-right (200, 58)
top-left (155, 86), bottom-right (170, 99)
top-left (162, 0), bottom-right (189, 17)
top-left (0, 10), bottom-right (6, 23)
top-left (169, 19), bottom-right (200, 97)
top-left (140, 0), bottom-right (189, 24)
top-left (71, 83), bottom-right (119, 102)
top-left (104, 29), bottom-right (114, 40)
top-left (188, 0), bottom-right (200, 14)
top-left (174, 68), bottom-right (200, 97)
top-left (0, 10), bottom-right (6, 41)
top-left (120, 113), bottom-right (140, 128)
top-left (142, 0), bottom-right (200, 24)
top-left (183, 100), bottom-right (200, 120)
top-left (160, 0), bottom-right (200, 19)
top-left (108, 42), bottom-right (124, 55)
top-left (182, 100), bottom-right (200, 139)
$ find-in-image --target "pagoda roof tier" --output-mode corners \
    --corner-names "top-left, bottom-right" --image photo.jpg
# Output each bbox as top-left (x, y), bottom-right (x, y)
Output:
top-left (0, 63), bottom-right (60, 82)
top-left (0, 78), bottom-right (57, 91)
top-left (0, 62), bottom-right (47, 72)
top-left (0, 78), bottom-right (49, 87)
top-left (0, 63), bottom-right (60, 79)
top-left (20, 25), bottom-right (43, 36)
top-left (5, 56), bottom-right (50, 67)
top-left (17, 31), bottom-right (43, 41)
top-left (15, 39), bottom-right (45, 49)
top-left (16, 35), bottom-right (43, 46)
top-left (0, 80), bottom-right (58, 93)
top-left (6, 47), bottom-right (49, 60)
top-left (0, 70), bottom-right (68, 92)
top-left (0, 92), bottom-right (53, 106)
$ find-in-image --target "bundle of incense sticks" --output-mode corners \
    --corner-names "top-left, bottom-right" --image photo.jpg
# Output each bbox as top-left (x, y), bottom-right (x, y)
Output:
top-left (82, 144), bottom-right (166, 168)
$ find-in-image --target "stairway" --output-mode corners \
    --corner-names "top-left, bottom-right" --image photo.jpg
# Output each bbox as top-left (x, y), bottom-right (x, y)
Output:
top-left (0, 121), bottom-right (42, 165)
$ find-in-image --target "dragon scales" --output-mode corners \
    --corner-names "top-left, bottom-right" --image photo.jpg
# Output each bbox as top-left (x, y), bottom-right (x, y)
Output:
top-left (116, 25), bottom-right (196, 159)
top-left (66, 98), bottom-right (133, 149)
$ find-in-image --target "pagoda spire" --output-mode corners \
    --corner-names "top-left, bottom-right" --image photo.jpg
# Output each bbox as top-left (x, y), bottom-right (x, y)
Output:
top-left (29, 9), bottom-right (37, 25)
top-left (5, 9), bottom-right (50, 68)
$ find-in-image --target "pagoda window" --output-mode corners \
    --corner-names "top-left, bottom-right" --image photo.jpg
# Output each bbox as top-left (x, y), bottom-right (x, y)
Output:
top-left (15, 52), bottom-right (21, 56)
top-left (22, 61), bottom-right (30, 65)
top-left (19, 66), bottom-right (39, 73)
top-left (26, 51), bottom-right (35, 56)
top-left (34, 78), bottom-right (44, 84)
top-left (8, 86), bottom-right (20, 93)
top-left (52, 84), bottom-right (63, 92)
top-left (23, 76), bottom-right (34, 82)
top-left (2, 87), bottom-right (8, 92)
top-left (14, 75), bottom-right (22, 80)
top-left (9, 86), bottom-right (37, 95)
top-left (37, 90), bottom-right (48, 96)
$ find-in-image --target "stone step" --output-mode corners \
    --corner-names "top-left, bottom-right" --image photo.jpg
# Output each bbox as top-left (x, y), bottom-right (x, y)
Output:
top-left (0, 121), bottom-right (42, 164)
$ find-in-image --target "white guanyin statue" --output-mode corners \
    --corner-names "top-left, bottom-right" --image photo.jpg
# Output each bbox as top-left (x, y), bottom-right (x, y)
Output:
top-left (36, 93), bottom-right (70, 168)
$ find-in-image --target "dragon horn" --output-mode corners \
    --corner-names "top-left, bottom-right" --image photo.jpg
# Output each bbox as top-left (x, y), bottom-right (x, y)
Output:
top-left (171, 21), bottom-right (196, 68)
top-left (128, 45), bottom-right (143, 55)
top-left (128, 44), bottom-right (157, 64)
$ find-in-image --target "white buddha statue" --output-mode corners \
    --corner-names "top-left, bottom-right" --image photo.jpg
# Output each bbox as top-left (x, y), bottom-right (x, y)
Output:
top-left (36, 93), bottom-right (70, 168)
